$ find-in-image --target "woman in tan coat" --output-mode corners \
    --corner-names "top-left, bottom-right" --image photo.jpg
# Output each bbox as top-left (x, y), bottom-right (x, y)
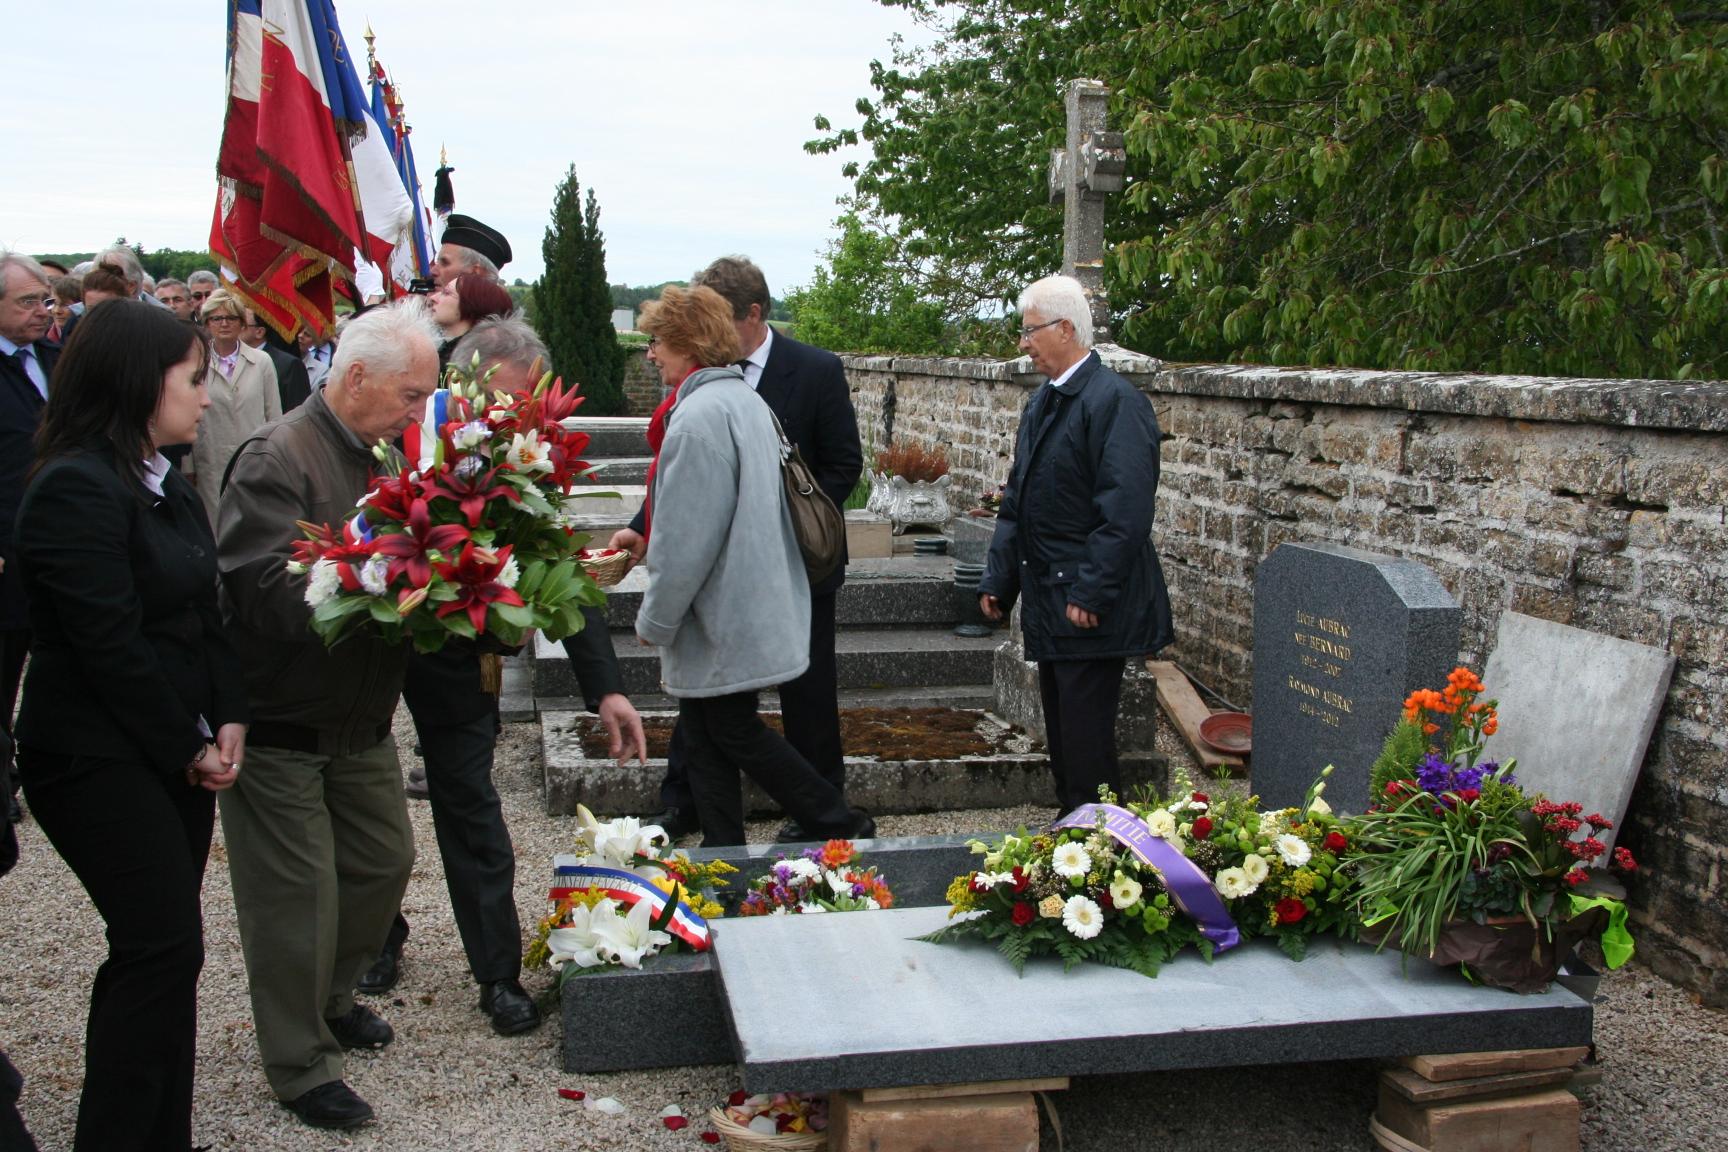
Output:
top-left (191, 290), bottom-right (280, 521)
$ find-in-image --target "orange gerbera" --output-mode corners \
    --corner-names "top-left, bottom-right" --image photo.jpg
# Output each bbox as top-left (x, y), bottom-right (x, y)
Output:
top-left (820, 840), bottom-right (856, 868)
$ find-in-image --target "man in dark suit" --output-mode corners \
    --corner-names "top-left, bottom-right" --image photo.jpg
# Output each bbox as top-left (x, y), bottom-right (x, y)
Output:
top-left (0, 252), bottom-right (59, 820)
top-left (617, 256), bottom-right (863, 841)
top-left (242, 308), bottom-right (313, 412)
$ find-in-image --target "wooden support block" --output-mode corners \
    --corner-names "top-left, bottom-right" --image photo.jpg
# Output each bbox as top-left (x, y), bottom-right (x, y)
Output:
top-left (1375, 1088), bottom-right (1580, 1152)
top-left (831, 1089), bottom-right (1040, 1152)
top-left (1147, 660), bottom-right (1244, 774)
top-left (859, 1077), bottom-right (1068, 1103)
top-left (1380, 1064), bottom-right (1576, 1107)
top-left (1401, 1047), bottom-right (1591, 1082)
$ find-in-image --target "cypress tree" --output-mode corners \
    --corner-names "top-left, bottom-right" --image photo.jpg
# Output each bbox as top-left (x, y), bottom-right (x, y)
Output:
top-left (534, 166), bottom-right (625, 413)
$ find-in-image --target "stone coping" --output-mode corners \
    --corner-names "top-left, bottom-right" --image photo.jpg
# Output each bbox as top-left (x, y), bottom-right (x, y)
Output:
top-left (713, 905), bottom-right (1594, 1094)
top-left (841, 351), bottom-right (1725, 433)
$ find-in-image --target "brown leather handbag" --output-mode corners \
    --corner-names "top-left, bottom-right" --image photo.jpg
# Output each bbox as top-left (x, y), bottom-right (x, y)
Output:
top-left (769, 411), bottom-right (845, 585)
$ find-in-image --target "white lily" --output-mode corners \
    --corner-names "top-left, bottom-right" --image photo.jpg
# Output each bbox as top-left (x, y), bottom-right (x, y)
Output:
top-left (547, 898), bottom-right (617, 969)
top-left (592, 898), bottom-right (673, 969)
top-left (507, 430), bottom-right (555, 473)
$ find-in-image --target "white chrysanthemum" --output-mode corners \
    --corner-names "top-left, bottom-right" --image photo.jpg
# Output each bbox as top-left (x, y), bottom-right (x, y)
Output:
top-left (304, 558), bottom-right (341, 608)
top-left (1241, 853), bottom-right (1270, 885)
top-left (785, 858), bottom-right (822, 883)
top-left (452, 420), bottom-right (490, 451)
top-left (1109, 873), bottom-right (1143, 910)
top-left (1051, 842), bottom-right (1092, 879)
top-left (497, 556), bottom-right (521, 589)
top-left (358, 554), bottom-right (390, 596)
top-left (507, 430), bottom-right (554, 473)
top-left (1275, 834), bottom-right (1313, 867)
top-left (1214, 867), bottom-right (1255, 899)
top-left (974, 870), bottom-right (1015, 888)
top-left (1061, 895), bottom-right (1104, 939)
top-left (1259, 811), bottom-right (1287, 838)
top-left (1145, 808), bottom-right (1177, 839)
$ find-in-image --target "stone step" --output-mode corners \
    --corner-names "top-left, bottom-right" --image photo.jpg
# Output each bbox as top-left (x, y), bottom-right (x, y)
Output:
top-left (567, 417), bottom-right (650, 458)
top-left (541, 707), bottom-right (1166, 818)
top-left (577, 555), bottom-right (974, 631)
top-left (581, 456), bottom-right (650, 484)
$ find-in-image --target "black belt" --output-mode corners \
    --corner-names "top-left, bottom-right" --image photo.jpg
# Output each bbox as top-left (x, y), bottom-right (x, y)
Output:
top-left (248, 720), bottom-right (393, 756)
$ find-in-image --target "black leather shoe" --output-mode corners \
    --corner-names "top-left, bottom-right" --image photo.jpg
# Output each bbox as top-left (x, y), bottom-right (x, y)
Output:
top-left (356, 947), bottom-right (400, 995)
top-left (479, 979), bottom-right (542, 1036)
top-left (647, 807), bottom-right (700, 838)
top-left (849, 810), bottom-right (877, 840)
top-left (324, 1003), bottom-right (394, 1050)
top-left (773, 819), bottom-right (811, 843)
top-left (283, 1080), bottom-right (374, 1129)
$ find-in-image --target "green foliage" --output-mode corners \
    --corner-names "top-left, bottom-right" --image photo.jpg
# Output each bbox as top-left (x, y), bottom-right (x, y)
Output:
top-left (816, 1), bottom-right (1728, 377)
top-left (786, 211), bottom-right (960, 353)
top-left (33, 242), bottom-right (218, 284)
top-left (1370, 720), bottom-right (1429, 799)
top-left (535, 168), bottom-right (626, 414)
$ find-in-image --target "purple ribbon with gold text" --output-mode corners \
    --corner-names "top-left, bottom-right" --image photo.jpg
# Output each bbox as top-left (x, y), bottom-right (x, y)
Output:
top-left (1050, 803), bottom-right (1240, 953)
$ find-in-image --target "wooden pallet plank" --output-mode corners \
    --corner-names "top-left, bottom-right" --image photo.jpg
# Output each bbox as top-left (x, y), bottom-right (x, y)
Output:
top-left (1376, 1088), bottom-right (1580, 1152)
top-left (1379, 1063), bottom-right (1577, 1106)
top-left (1402, 1047), bottom-right (1590, 1082)
top-left (859, 1077), bottom-right (1068, 1103)
top-left (832, 1090), bottom-right (1039, 1152)
top-left (1147, 660), bottom-right (1244, 774)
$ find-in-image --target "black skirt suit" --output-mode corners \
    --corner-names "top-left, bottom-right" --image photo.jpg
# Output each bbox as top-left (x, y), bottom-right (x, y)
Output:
top-left (13, 444), bottom-right (247, 1152)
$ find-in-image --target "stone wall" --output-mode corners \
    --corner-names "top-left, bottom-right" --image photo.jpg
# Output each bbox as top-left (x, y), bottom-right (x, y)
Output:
top-left (620, 345), bottom-right (661, 417)
top-left (843, 349), bottom-right (1728, 1006)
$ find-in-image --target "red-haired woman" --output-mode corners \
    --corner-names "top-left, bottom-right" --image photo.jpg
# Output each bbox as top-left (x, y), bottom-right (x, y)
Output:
top-left (428, 275), bottom-right (514, 371)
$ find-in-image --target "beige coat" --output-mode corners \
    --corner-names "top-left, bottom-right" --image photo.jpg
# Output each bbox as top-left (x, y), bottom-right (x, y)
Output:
top-left (192, 342), bottom-right (281, 523)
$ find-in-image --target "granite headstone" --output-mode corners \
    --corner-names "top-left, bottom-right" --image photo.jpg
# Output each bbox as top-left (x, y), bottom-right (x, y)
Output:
top-left (1480, 612), bottom-right (1675, 853)
top-left (1251, 542), bottom-right (1460, 814)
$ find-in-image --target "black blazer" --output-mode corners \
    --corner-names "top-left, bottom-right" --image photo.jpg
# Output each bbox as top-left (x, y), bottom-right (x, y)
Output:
top-left (262, 343), bottom-right (312, 413)
top-left (402, 605), bottom-right (622, 723)
top-left (0, 339), bottom-right (57, 630)
top-left (13, 445), bottom-right (248, 780)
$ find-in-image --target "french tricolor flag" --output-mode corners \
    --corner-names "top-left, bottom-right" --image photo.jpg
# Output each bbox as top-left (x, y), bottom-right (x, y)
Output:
top-left (212, 0), bottom-right (413, 336)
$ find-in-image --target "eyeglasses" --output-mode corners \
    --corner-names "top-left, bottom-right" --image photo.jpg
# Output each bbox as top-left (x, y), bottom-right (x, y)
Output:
top-left (190, 291), bottom-right (212, 301)
top-left (6, 294), bottom-right (50, 310)
top-left (646, 336), bottom-right (660, 349)
top-left (207, 314), bottom-right (242, 324)
top-left (1017, 318), bottom-right (1063, 339)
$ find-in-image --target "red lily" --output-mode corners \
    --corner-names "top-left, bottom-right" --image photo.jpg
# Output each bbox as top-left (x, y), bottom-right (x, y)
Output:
top-left (421, 460), bottom-right (520, 527)
top-left (360, 469), bottom-right (424, 524)
top-left (434, 543), bottom-right (525, 632)
top-left (371, 499), bottom-right (472, 587)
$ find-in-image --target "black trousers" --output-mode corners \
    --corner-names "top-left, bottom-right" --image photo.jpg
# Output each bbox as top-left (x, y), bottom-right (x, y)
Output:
top-left (18, 748), bottom-right (212, 1152)
top-left (0, 1045), bottom-right (36, 1152)
top-left (408, 707), bottom-right (519, 984)
top-left (1, 628), bottom-right (27, 789)
top-left (660, 589), bottom-right (844, 813)
top-left (1037, 657), bottom-right (1128, 813)
top-left (680, 691), bottom-right (854, 847)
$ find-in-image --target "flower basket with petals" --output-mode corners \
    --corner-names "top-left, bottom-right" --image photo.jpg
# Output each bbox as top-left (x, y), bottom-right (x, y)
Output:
top-left (287, 358), bottom-right (614, 653)
top-left (1342, 666), bottom-right (1637, 991)
top-left (709, 1091), bottom-right (826, 1151)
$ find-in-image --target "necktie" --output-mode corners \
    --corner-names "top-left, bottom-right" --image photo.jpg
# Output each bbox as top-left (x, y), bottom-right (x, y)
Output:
top-left (12, 347), bottom-right (46, 400)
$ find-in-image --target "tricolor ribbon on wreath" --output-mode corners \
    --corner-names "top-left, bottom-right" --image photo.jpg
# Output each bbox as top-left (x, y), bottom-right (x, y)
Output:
top-left (550, 859), bottom-right (712, 951)
top-left (1050, 803), bottom-right (1241, 953)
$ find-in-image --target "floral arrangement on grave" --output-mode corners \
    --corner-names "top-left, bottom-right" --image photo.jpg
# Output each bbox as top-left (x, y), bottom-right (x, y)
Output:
top-left (1125, 770), bottom-right (1357, 961)
top-left (735, 840), bottom-right (895, 916)
top-left (919, 800), bottom-right (1226, 977)
top-left (525, 805), bottom-right (734, 978)
top-left (969, 481), bottom-right (1005, 517)
top-left (287, 357), bottom-right (610, 653)
top-left (1341, 666), bottom-right (1637, 993)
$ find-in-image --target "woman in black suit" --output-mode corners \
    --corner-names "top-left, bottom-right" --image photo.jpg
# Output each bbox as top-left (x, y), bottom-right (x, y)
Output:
top-left (13, 300), bottom-right (248, 1151)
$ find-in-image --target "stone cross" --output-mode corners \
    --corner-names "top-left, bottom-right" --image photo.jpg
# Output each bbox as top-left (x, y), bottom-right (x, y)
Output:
top-left (1048, 78), bottom-right (1125, 340)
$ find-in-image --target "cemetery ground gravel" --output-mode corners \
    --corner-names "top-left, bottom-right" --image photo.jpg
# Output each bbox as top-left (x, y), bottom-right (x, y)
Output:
top-left (1, 710), bottom-right (1722, 1150)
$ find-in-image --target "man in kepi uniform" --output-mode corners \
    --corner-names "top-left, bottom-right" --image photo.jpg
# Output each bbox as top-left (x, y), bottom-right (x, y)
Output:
top-left (978, 274), bottom-right (1173, 815)
top-left (217, 301), bottom-right (442, 1130)
top-left (433, 214), bottom-right (512, 288)
top-left (620, 256), bottom-right (862, 843)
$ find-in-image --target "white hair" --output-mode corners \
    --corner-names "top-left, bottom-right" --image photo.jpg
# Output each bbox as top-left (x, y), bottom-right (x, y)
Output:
top-left (187, 269), bottom-right (219, 289)
top-left (450, 316), bottom-right (548, 376)
top-left (96, 245), bottom-right (146, 290)
top-left (1018, 274), bottom-right (1094, 349)
top-left (444, 244), bottom-right (499, 280)
top-left (330, 299), bottom-right (442, 381)
top-left (0, 250), bottom-right (50, 295)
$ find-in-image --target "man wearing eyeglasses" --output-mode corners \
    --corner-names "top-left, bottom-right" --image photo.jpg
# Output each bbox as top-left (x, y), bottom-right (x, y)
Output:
top-left (154, 278), bottom-right (197, 321)
top-left (978, 274), bottom-right (1173, 817)
top-left (187, 270), bottom-right (220, 322)
top-left (0, 252), bottom-right (59, 825)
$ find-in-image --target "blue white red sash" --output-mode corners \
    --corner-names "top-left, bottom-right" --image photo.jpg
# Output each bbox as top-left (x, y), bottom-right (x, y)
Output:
top-left (549, 860), bottom-right (711, 951)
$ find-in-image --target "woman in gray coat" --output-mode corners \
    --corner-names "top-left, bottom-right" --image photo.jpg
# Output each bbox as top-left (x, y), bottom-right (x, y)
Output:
top-left (634, 287), bottom-right (870, 846)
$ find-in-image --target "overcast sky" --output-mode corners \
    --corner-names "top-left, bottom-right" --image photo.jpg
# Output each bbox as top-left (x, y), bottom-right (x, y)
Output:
top-left (3, 1), bottom-right (933, 295)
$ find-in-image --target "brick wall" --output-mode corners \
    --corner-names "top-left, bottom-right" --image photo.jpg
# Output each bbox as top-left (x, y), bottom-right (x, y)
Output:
top-left (843, 348), bottom-right (1728, 1006)
top-left (620, 345), bottom-right (661, 417)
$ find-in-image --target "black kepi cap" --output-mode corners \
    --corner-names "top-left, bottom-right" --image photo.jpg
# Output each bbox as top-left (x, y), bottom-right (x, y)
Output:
top-left (440, 214), bottom-right (512, 270)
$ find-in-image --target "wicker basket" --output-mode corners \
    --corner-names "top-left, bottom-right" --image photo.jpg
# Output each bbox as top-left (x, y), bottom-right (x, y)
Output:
top-left (577, 548), bottom-right (632, 588)
top-left (705, 1107), bottom-right (825, 1152)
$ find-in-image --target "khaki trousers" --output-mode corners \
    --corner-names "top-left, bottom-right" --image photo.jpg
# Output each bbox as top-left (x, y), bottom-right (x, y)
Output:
top-left (218, 737), bottom-right (415, 1101)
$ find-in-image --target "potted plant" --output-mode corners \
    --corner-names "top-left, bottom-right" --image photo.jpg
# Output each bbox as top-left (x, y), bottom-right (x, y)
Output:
top-left (1343, 667), bottom-right (1637, 992)
top-left (872, 441), bottom-right (953, 534)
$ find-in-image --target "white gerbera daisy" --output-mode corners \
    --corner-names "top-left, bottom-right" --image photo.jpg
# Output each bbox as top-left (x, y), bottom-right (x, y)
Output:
top-left (497, 556), bottom-right (521, 588)
top-left (1275, 834), bottom-right (1313, 867)
top-left (1051, 842), bottom-right (1092, 879)
top-left (1061, 895), bottom-right (1104, 939)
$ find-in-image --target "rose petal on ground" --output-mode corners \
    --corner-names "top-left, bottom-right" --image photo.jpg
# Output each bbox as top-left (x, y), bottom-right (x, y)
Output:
top-left (663, 1116), bottom-right (690, 1130)
top-left (556, 1088), bottom-right (586, 1102)
top-left (700, 1133), bottom-right (721, 1145)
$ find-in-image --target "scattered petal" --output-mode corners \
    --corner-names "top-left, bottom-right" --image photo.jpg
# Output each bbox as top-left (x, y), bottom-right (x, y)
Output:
top-left (659, 1105), bottom-right (685, 1118)
top-left (727, 1090), bottom-right (748, 1107)
top-left (585, 1096), bottom-right (627, 1115)
top-left (663, 1116), bottom-right (690, 1131)
top-left (701, 1133), bottom-right (721, 1145)
top-left (556, 1088), bottom-right (586, 1102)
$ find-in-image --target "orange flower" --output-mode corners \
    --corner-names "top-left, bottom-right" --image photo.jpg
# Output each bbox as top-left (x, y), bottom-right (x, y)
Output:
top-left (1483, 717), bottom-right (1498, 735)
top-left (820, 840), bottom-right (856, 868)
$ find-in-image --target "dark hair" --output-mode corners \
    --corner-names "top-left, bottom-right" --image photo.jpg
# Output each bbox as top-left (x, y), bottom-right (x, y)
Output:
top-left (34, 300), bottom-right (210, 495)
top-left (51, 275), bottom-right (82, 304)
top-left (692, 255), bottom-right (771, 322)
top-left (454, 275), bottom-right (515, 326)
top-left (80, 263), bottom-right (129, 299)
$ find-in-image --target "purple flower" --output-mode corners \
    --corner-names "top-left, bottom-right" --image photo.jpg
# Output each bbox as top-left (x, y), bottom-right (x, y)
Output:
top-left (1415, 752), bottom-right (1453, 794)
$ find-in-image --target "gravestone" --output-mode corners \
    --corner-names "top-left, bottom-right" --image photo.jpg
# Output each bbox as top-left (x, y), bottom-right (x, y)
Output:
top-left (1480, 612), bottom-right (1675, 853)
top-left (1047, 78), bottom-right (1125, 339)
top-left (1252, 542), bottom-right (1460, 814)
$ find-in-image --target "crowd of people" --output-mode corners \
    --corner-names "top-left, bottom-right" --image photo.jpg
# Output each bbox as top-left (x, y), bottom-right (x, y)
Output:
top-left (0, 218), bottom-right (1168, 1147)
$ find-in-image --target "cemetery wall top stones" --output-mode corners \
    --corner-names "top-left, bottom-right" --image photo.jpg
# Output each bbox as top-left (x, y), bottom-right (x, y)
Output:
top-left (841, 350), bottom-right (1728, 1007)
